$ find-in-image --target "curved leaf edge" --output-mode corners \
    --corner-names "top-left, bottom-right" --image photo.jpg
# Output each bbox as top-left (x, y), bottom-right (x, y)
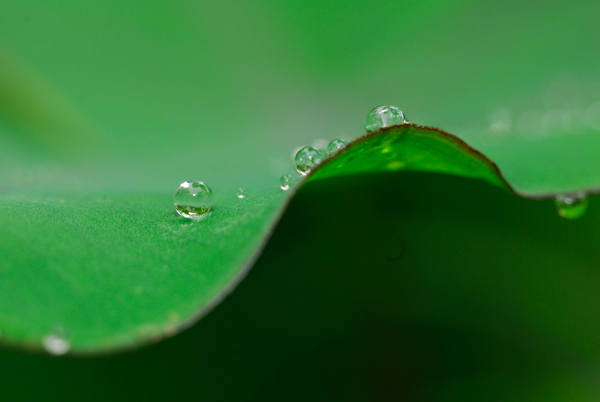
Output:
top-left (0, 123), bottom-right (592, 356)
top-left (312, 124), bottom-right (599, 200)
top-left (133, 124), bottom-right (599, 353)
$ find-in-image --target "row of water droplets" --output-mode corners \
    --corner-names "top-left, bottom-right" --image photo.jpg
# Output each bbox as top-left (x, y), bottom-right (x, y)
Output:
top-left (171, 104), bottom-right (588, 222)
top-left (173, 105), bottom-right (407, 218)
top-left (478, 76), bottom-right (600, 143)
top-left (279, 106), bottom-right (409, 190)
top-left (278, 139), bottom-right (347, 190)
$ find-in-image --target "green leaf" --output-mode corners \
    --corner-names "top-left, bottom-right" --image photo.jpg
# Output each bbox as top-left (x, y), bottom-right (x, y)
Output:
top-left (0, 122), bottom-right (591, 354)
top-left (0, 190), bottom-right (287, 352)
top-left (308, 125), bottom-right (509, 193)
top-left (0, 47), bottom-right (99, 157)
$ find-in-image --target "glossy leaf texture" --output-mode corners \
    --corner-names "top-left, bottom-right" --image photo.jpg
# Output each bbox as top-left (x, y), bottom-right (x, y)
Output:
top-left (0, 122), bottom-right (593, 354)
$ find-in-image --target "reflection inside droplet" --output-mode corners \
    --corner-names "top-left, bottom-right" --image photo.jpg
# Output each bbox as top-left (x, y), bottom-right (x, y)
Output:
top-left (364, 105), bottom-right (408, 133)
top-left (294, 146), bottom-right (326, 175)
top-left (174, 181), bottom-right (214, 219)
top-left (327, 139), bottom-right (348, 155)
top-left (555, 192), bottom-right (588, 220)
top-left (280, 174), bottom-right (297, 190)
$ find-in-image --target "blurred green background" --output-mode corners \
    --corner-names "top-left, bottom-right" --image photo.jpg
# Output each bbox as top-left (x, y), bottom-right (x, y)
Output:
top-left (2, 0), bottom-right (600, 193)
top-left (1, 0), bottom-right (600, 400)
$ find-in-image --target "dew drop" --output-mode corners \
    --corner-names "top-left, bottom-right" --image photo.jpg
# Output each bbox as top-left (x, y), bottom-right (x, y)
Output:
top-left (43, 334), bottom-right (70, 355)
top-left (294, 146), bottom-right (326, 175)
top-left (555, 192), bottom-right (588, 219)
top-left (174, 181), bottom-right (214, 219)
top-left (236, 188), bottom-right (246, 199)
top-left (364, 105), bottom-right (408, 132)
top-left (280, 174), bottom-right (297, 190)
top-left (327, 139), bottom-right (348, 155)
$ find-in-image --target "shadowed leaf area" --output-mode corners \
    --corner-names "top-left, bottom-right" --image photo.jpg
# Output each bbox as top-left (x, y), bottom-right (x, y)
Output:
top-left (1, 172), bottom-right (598, 401)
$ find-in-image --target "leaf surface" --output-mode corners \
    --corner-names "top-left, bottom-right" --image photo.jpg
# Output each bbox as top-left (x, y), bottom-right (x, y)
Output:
top-left (0, 122), bottom-right (593, 353)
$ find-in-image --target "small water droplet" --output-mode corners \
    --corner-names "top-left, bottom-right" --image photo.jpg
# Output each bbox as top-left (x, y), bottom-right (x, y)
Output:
top-left (555, 192), bottom-right (588, 219)
top-left (294, 146), bottom-right (326, 175)
top-left (43, 334), bottom-right (70, 355)
top-left (236, 188), bottom-right (246, 199)
top-left (327, 139), bottom-right (348, 155)
top-left (280, 174), bottom-right (297, 190)
top-left (174, 181), bottom-right (213, 219)
top-left (364, 105), bottom-right (408, 132)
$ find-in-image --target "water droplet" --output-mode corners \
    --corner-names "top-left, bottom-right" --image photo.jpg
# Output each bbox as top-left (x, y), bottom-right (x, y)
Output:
top-left (327, 139), bottom-right (348, 155)
top-left (174, 181), bottom-right (214, 219)
top-left (280, 174), bottom-right (297, 190)
top-left (488, 108), bottom-right (512, 136)
top-left (555, 192), bottom-right (588, 219)
top-left (294, 146), bottom-right (326, 175)
top-left (364, 105), bottom-right (408, 132)
top-left (43, 334), bottom-right (70, 355)
top-left (236, 188), bottom-right (246, 199)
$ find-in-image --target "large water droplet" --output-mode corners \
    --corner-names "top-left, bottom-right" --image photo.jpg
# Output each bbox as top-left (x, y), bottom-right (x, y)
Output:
top-left (43, 334), bottom-right (70, 355)
top-left (364, 105), bottom-right (408, 132)
top-left (327, 139), bottom-right (348, 155)
top-left (294, 146), bottom-right (326, 175)
top-left (280, 174), bottom-right (297, 190)
top-left (236, 188), bottom-right (246, 199)
top-left (555, 192), bottom-right (588, 219)
top-left (174, 181), bottom-right (214, 218)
